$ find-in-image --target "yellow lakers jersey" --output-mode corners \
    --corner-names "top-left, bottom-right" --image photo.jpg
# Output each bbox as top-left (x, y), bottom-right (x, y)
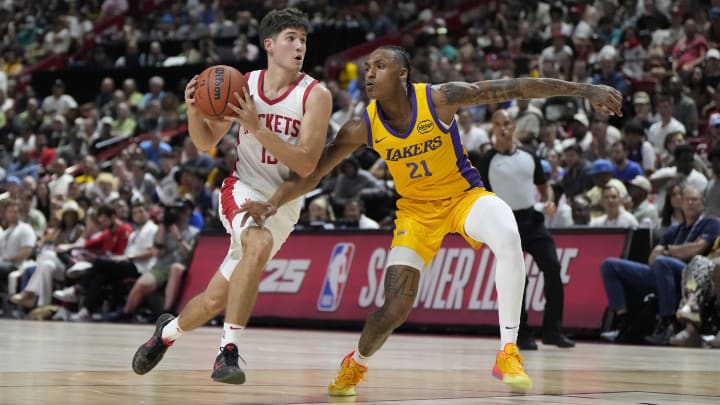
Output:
top-left (364, 83), bottom-right (483, 201)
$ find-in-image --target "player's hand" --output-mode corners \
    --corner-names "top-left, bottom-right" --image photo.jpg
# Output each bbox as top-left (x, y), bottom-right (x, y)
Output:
top-left (236, 200), bottom-right (277, 228)
top-left (587, 84), bottom-right (623, 117)
top-left (225, 87), bottom-right (259, 133)
top-left (184, 75), bottom-right (199, 106)
top-left (543, 201), bottom-right (556, 217)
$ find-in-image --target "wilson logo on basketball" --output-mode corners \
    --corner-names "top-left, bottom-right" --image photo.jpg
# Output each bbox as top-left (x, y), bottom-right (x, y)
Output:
top-left (417, 119), bottom-right (434, 134)
top-left (213, 67), bottom-right (225, 100)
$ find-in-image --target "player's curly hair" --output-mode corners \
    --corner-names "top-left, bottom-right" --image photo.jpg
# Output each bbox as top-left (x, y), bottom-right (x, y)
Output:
top-left (258, 8), bottom-right (311, 44)
top-left (377, 45), bottom-right (413, 95)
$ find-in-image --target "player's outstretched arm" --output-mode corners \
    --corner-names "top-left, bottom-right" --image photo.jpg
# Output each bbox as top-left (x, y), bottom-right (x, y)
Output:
top-left (185, 75), bottom-right (233, 151)
top-left (227, 84), bottom-right (333, 177)
top-left (433, 78), bottom-right (623, 118)
top-left (237, 117), bottom-right (368, 226)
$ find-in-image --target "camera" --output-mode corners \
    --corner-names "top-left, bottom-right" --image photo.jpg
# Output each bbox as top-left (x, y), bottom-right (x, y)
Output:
top-left (162, 202), bottom-right (184, 226)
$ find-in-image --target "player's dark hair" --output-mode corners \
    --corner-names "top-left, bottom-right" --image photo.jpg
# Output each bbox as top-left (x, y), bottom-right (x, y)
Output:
top-left (377, 45), bottom-right (412, 95)
top-left (258, 8), bottom-right (311, 44)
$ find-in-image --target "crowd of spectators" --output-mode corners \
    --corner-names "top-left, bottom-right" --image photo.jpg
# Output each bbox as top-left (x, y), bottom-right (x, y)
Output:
top-left (1, 0), bottom-right (720, 348)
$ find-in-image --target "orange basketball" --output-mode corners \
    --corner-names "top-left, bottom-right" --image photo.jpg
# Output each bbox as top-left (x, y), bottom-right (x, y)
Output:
top-left (193, 65), bottom-right (248, 120)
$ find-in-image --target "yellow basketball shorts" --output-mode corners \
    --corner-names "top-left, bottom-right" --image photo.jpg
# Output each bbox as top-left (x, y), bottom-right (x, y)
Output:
top-left (391, 187), bottom-right (494, 265)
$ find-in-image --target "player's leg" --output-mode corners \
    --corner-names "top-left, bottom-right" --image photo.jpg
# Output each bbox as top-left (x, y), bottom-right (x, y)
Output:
top-left (210, 225), bottom-right (274, 384)
top-left (522, 224), bottom-right (574, 347)
top-left (329, 247), bottom-right (423, 397)
top-left (462, 194), bottom-right (532, 389)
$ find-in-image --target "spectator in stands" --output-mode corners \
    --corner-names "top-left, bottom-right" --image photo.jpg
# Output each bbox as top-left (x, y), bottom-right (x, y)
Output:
top-left (19, 189), bottom-right (46, 238)
top-left (0, 199), bottom-right (36, 295)
top-left (130, 160), bottom-right (157, 205)
top-left (138, 76), bottom-right (166, 112)
top-left (586, 159), bottom-right (628, 214)
top-left (636, 0), bottom-right (670, 32)
top-left (628, 175), bottom-right (659, 227)
top-left (582, 113), bottom-right (622, 161)
top-left (41, 79), bottom-right (78, 116)
top-left (157, 150), bottom-right (180, 205)
top-left (623, 120), bottom-right (656, 176)
top-left (671, 18), bottom-right (709, 75)
top-left (456, 108), bottom-right (489, 154)
top-left (7, 146), bottom-right (39, 180)
top-left (139, 130), bottom-right (172, 166)
top-left (122, 78), bottom-right (143, 110)
top-left (331, 157), bottom-right (383, 209)
top-left (139, 41), bottom-right (167, 67)
top-left (43, 17), bottom-right (72, 55)
top-left (302, 197), bottom-right (335, 230)
top-left (601, 185), bottom-right (718, 345)
top-left (52, 204), bottom-right (134, 305)
top-left (10, 199), bottom-right (85, 309)
top-left (210, 10), bottom-right (237, 38)
top-left (361, 1), bottom-right (397, 41)
top-left (648, 93), bottom-right (686, 153)
top-left (30, 133), bottom-right (56, 170)
top-left (592, 45), bottom-right (629, 97)
top-left (590, 185), bottom-right (639, 227)
top-left (47, 157), bottom-right (74, 200)
top-left (89, 172), bottom-right (120, 204)
top-left (668, 74), bottom-right (699, 136)
top-left (339, 198), bottom-right (380, 229)
top-left (631, 91), bottom-right (655, 131)
top-left (705, 144), bottom-right (720, 217)
top-left (508, 99), bottom-right (543, 150)
top-left (180, 135), bottom-right (214, 174)
top-left (108, 199), bottom-right (199, 321)
top-left (17, 97), bottom-right (43, 132)
top-left (112, 102), bottom-right (136, 138)
top-left (651, 144), bottom-right (709, 209)
top-left (69, 202), bottom-right (157, 321)
top-left (177, 11), bottom-right (210, 39)
top-left (95, 77), bottom-right (115, 114)
top-left (560, 144), bottom-right (593, 198)
top-left (611, 140), bottom-right (643, 182)
top-left (539, 31), bottom-right (573, 79)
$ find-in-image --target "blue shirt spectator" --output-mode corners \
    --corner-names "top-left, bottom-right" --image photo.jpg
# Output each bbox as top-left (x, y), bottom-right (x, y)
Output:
top-left (140, 136), bottom-right (172, 166)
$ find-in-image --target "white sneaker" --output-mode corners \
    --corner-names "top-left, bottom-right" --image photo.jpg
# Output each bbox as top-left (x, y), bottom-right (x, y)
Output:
top-left (53, 286), bottom-right (79, 303)
top-left (70, 308), bottom-right (90, 322)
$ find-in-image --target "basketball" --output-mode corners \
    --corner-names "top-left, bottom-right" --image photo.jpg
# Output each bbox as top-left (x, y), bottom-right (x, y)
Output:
top-left (193, 65), bottom-right (248, 120)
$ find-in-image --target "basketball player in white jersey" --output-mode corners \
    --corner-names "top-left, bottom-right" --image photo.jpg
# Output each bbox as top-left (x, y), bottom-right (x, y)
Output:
top-left (132, 8), bottom-right (332, 384)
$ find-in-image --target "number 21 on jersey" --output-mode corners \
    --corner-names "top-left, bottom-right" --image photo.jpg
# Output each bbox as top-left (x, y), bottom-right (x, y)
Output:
top-left (261, 147), bottom-right (277, 164)
top-left (406, 159), bottom-right (432, 179)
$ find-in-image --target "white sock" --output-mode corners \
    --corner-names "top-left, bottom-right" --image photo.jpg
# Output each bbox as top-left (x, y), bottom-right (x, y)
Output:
top-left (220, 322), bottom-right (244, 348)
top-left (462, 195), bottom-right (525, 351)
top-left (353, 348), bottom-right (370, 367)
top-left (161, 317), bottom-right (184, 342)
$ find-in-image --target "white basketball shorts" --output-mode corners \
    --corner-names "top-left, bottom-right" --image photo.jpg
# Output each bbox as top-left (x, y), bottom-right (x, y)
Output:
top-left (217, 177), bottom-right (300, 280)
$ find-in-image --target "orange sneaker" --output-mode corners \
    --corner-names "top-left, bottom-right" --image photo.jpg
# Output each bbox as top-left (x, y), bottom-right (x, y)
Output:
top-left (328, 351), bottom-right (368, 396)
top-left (492, 343), bottom-right (533, 389)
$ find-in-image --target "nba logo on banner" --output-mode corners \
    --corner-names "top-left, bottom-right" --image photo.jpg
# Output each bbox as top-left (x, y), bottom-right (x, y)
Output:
top-left (317, 243), bottom-right (355, 312)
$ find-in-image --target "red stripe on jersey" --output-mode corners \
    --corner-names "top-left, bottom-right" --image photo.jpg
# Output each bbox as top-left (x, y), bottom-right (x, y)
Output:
top-left (302, 79), bottom-right (319, 115)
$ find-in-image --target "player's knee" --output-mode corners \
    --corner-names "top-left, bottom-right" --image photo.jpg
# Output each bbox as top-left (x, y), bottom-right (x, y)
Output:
top-left (241, 229), bottom-right (273, 259)
top-left (380, 299), bottom-right (413, 328)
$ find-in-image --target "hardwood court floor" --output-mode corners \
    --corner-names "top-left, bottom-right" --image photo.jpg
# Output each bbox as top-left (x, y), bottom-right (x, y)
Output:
top-left (1, 319), bottom-right (718, 404)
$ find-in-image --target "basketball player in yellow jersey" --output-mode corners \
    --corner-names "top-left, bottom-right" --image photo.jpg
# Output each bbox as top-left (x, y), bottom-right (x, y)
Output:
top-left (238, 45), bottom-right (623, 394)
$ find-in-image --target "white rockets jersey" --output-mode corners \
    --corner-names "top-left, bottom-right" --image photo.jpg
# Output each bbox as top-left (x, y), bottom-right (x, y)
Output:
top-left (233, 69), bottom-right (318, 198)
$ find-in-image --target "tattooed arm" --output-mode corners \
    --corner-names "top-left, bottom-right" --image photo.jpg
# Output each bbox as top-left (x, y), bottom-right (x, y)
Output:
top-left (432, 78), bottom-right (623, 122)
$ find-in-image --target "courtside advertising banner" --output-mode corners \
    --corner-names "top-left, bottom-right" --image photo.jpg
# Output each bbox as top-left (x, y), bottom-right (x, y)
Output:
top-left (179, 231), bottom-right (628, 329)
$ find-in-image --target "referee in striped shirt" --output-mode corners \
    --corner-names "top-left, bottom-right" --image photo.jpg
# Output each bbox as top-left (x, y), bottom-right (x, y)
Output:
top-left (477, 109), bottom-right (575, 350)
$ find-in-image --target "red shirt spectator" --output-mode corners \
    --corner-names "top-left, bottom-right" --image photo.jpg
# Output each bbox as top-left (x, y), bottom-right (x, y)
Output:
top-left (672, 19), bottom-right (709, 72)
